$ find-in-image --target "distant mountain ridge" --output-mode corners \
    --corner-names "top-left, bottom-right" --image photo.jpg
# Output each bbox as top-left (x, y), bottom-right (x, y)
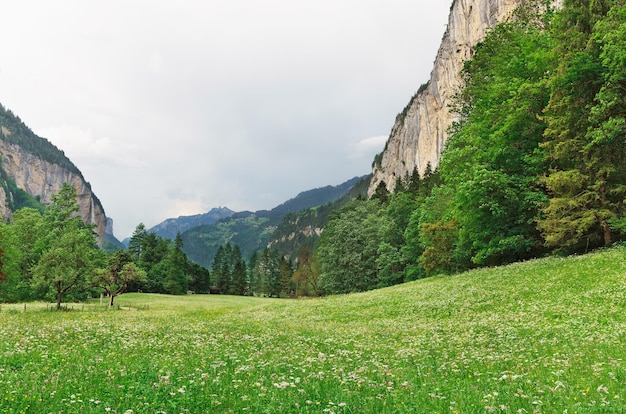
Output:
top-left (148, 207), bottom-right (235, 240)
top-left (180, 175), bottom-right (368, 267)
top-left (268, 175), bottom-right (371, 260)
top-left (259, 176), bottom-right (364, 222)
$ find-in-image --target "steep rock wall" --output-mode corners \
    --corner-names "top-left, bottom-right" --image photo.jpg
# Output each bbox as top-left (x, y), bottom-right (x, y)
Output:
top-left (0, 139), bottom-right (107, 240)
top-left (369, 0), bottom-right (553, 195)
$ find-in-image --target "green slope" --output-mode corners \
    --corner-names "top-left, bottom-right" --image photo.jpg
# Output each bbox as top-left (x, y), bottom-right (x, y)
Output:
top-left (2, 246), bottom-right (625, 412)
top-left (181, 176), bottom-right (369, 266)
top-left (268, 175), bottom-right (372, 260)
top-left (181, 213), bottom-right (275, 267)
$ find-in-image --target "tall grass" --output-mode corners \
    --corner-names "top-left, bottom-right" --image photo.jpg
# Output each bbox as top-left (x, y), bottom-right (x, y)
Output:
top-left (1, 247), bottom-right (625, 413)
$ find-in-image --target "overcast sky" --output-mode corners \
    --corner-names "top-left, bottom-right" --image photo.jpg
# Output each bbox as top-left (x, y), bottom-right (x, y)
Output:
top-left (0, 1), bottom-right (451, 239)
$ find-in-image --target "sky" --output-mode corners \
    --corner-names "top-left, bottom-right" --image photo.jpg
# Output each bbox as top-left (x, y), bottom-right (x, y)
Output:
top-left (0, 1), bottom-right (451, 239)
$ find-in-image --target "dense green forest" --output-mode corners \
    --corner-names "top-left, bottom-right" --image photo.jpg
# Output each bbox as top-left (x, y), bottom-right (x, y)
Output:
top-left (311, 0), bottom-right (626, 294)
top-left (0, 185), bottom-right (208, 304)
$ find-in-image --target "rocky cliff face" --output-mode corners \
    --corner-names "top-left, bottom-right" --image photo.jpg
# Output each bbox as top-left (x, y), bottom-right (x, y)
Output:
top-left (369, 0), bottom-right (559, 195)
top-left (0, 123), bottom-right (107, 241)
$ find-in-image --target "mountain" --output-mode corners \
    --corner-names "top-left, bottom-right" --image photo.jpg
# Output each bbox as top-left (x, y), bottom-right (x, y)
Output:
top-left (182, 212), bottom-right (274, 268)
top-left (103, 217), bottom-right (126, 252)
top-left (368, 0), bottom-right (563, 196)
top-left (181, 176), bottom-right (367, 267)
top-left (263, 176), bottom-right (364, 222)
top-left (0, 103), bottom-right (107, 240)
top-left (148, 207), bottom-right (235, 240)
top-left (267, 175), bottom-right (371, 260)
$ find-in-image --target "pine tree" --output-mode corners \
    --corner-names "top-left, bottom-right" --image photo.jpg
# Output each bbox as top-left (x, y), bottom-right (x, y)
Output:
top-left (128, 223), bottom-right (147, 263)
top-left (278, 257), bottom-right (293, 297)
top-left (540, 0), bottom-right (624, 251)
top-left (229, 245), bottom-right (247, 295)
top-left (164, 233), bottom-right (188, 295)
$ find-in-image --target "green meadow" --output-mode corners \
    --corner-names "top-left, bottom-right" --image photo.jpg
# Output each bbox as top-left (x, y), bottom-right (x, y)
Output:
top-left (2, 247), bottom-right (626, 413)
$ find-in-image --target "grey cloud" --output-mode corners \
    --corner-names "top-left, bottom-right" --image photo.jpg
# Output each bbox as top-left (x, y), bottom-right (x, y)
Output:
top-left (0, 1), bottom-right (451, 238)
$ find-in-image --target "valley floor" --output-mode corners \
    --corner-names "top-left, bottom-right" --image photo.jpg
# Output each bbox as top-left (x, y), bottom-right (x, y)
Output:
top-left (1, 246), bottom-right (625, 412)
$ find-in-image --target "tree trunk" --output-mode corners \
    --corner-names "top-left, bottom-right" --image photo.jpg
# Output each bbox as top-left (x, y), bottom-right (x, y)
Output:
top-left (599, 182), bottom-right (613, 246)
top-left (603, 223), bottom-right (613, 246)
top-left (109, 294), bottom-right (116, 307)
top-left (56, 290), bottom-right (63, 310)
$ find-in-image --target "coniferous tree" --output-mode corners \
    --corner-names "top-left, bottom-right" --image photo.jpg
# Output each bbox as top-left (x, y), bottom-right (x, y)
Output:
top-left (278, 257), bottom-right (293, 297)
top-left (540, 0), bottom-right (625, 251)
top-left (219, 243), bottom-right (233, 294)
top-left (128, 223), bottom-right (147, 263)
top-left (188, 262), bottom-right (211, 294)
top-left (229, 245), bottom-right (247, 295)
top-left (164, 233), bottom-right (188, 295)
top-left (211, 244), bottom-right (225, 293)
top-left (372, 181), bottom-right (390, 203)
top-left (250, 248), bottom-right (282, 297)
top-left (248, 250), bottom-right (260, 295)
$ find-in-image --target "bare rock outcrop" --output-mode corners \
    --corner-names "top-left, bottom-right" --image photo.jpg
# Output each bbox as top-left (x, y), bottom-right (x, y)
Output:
top-left (0, 138), bottom-right (106, 241)
top-left (369, 0), bottom-right (557, 195)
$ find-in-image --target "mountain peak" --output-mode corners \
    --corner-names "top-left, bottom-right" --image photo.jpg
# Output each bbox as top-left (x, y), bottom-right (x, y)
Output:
top-left (148, 207), bottom-right (235, 240)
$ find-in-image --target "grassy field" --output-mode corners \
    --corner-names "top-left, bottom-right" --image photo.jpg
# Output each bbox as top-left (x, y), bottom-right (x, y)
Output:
top-left (1, 247), bottom-right (626, 413)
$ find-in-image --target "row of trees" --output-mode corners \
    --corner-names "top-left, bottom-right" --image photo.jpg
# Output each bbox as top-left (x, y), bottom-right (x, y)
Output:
top-left (126, 224), bottom-right (210, 295)
top-left (310, 0), bottom-right (626, 294)
top-left (209, 243), bottom-right (295, 297)
top-left (0, 184), bottom-right (146, 308)
top-left (0, 182), bottom-right (298, 305)
top-left (312, 168), bottom-right (440, 295)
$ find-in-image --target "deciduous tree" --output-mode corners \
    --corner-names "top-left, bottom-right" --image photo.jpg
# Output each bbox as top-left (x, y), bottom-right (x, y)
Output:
top-left (33, 184), bottom-right (105, 309)
top-left (93, 250), bottom-right (147, 306)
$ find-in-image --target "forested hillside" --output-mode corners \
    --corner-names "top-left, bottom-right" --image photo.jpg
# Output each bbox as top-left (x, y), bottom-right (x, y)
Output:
top-left (182, 212), bottom-right (274, 269)
top-left (147, 207), bottom-right (235, 241)
top-left (268, 175), bottom-right (371, 260)
top-left (312, 0), bottom-right (626, 295)
top-left (180, 176), bottom-right (366, 268)
top-left (0, 104), bottom-right (81, 176)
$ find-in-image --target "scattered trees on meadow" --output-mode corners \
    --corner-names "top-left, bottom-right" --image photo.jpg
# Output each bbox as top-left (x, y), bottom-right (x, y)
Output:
top-left (0, 183), bottom-right (292, 303)
top-left (0, 185), bottom-right (198, 304)
top-left (92, 250), bottom-right (147, 307)
top-left (0, 184), bottom-right (105, 307)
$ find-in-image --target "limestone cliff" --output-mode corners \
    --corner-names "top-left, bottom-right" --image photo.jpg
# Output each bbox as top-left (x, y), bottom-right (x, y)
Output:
top-left (0, 105), bottom-right (107, 241)
top-left (369, 0), bottom-right (559, 195)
